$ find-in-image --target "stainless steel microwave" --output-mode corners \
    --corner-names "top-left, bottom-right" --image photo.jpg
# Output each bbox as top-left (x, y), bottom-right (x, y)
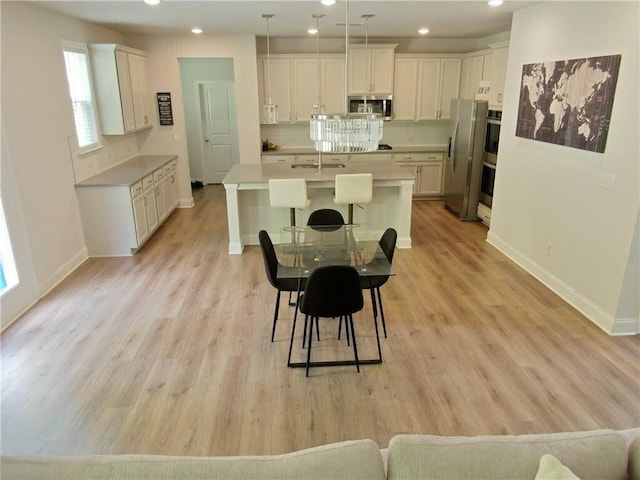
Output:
top-left (348, 95), bottom-right (393, 120)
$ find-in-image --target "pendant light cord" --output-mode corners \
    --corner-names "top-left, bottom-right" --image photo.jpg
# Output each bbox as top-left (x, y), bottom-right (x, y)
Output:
top-left (343, 0), bottom-right (349, 113)
top-left (266, 15), bottom-right (273, 105)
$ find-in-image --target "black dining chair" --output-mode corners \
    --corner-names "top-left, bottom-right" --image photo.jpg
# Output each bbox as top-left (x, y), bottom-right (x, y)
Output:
top-left (288, 265), bottom-right (364, 377)
top-left (258, 230), bottom-right (305, 342)
top-left (361, 227), bottom-right (397, 339)
top-left (307, 209), bottom-right (345, 230)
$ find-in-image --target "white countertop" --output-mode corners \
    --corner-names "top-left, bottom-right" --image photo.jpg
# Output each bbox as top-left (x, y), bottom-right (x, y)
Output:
top-left (261, 145), bottom-right (447, 155)
top-left (223, 161), bottom-right (414, 185)
top-left (75, 155), bottom-right (177, 187)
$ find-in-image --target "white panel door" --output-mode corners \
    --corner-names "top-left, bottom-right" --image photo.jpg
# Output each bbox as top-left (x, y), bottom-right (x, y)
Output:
top-left (202, 82), bottom-right (238, 184)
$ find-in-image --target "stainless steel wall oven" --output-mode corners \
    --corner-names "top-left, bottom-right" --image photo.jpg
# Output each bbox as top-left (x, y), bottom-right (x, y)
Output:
top-left (481, 109), bottom-right (501, 207)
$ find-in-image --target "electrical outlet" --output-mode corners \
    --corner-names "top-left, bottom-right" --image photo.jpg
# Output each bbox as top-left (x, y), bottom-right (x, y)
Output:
top-left (597, 172), bottom-right (616, 190)
top-left (545, 241), bottom-right (553, 255)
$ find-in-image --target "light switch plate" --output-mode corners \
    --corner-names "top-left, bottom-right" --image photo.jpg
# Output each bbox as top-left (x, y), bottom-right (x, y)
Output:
top-left (597, 172), bottom-right (616, 190)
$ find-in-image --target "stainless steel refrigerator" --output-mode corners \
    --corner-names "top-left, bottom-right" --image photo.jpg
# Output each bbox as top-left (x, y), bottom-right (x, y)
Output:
top-left (443, 99), bottom-right (488, 221)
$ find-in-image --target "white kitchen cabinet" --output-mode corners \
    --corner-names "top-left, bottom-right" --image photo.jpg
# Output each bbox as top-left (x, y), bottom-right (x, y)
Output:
top-left (260, 57), bottom-right (293, 123)
top-left (489, 45), bottom-right (509, 109)
top-left (75, 156), bottom-right (177, 256)
top-left (153, 169), bottom-right (168, 223)
top-left (350, 153), bottom-right (393, 162)
top-left (394, 55), bottom-right (461, 121)
top-left (393, 58), bottom-right (419, 120)
top-left (348, 44), bottom-right (397, 95)
top-left (259, 55), bottom-right (344, 122)
top-left (460, 50), bottom-right (493, 100)
top-left (262, 154), bottom-right (295, 164)
top-left (131, 182), bottom-right (149, 245)
top-left (142, 174), bottom-right (159, 233)
top-left (163, 160), bottom-right (179, 212)
top-left (292, 58), bottom-right (319, 121)
top-left (394, 152), bottom-right (444, 196)
top-left (320, 57), bottom-right (346, 114)
top-left (89, 44), bottom-right (152, 134)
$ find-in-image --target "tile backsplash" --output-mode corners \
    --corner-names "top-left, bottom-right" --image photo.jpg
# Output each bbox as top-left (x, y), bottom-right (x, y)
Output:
top-left (261, 121), bottom-right (449, 150)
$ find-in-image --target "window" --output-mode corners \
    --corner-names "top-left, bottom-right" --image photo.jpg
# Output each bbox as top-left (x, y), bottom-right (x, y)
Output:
top-left (63, 42), bottom-right (101, 153)
top-left (0, 198), bottom-right (18, 295)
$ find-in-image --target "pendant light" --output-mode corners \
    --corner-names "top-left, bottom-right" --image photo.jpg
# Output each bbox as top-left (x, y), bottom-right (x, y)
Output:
top-left (309, 0), bottom-right (382, 153)
top-left (262, 14), bottom-right (278, 124)
top-left (311, 14), bottom-right (325, 116)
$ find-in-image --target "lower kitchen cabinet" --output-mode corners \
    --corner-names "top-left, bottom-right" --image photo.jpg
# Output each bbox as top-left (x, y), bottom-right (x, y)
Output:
top-left (75, 155), bottom-right (178, 256)
top-left (394, 152), bottom-right (444, 197)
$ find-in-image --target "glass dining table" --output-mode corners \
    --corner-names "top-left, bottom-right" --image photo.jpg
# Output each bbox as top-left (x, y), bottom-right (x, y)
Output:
top-left (275, 224), bottom-right (393, 369)
top-left (276, 224), bottom-right (394, 280)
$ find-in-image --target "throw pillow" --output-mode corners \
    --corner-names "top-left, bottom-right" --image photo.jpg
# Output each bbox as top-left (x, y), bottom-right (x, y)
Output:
top-left (535, 453), bottom-right (580, 480)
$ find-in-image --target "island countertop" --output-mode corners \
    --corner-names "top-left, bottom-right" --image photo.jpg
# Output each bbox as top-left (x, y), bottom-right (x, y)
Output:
top-left (222, 161), bottom-right (415, 186)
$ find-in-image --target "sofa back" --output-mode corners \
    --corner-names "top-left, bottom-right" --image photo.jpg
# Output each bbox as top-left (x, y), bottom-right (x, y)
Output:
top-left (1, 439), bottom-right (386, 480)
top-left (387, 429), bottom-right (635, 480)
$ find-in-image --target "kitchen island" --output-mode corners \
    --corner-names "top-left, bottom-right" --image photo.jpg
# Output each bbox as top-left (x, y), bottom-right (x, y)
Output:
top-left (222, 161), bottom-right (415, 254)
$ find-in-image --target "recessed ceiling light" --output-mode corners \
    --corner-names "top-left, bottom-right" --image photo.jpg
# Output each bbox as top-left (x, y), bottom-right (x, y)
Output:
top-left (418, 27), bottom-right (430, 35)
top-left (488, 0), bottom-right (504, 6)
top-left (308, 28), bottom-right (318, 35)
top-left (144, 0), bottom-right (160, 5)
top-left (192, 27), bottom-right (203, 34)
top-left (321, 0), bottom-right (336, 5)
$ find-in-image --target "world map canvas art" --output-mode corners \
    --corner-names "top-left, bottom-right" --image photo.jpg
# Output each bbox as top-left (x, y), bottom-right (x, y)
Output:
top-left (516, 54), bottom-right (621, 153)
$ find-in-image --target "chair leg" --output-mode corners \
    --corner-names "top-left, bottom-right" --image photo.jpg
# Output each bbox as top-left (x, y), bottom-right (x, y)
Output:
top-left (302, 315), bottom-right (309, 348)
top-left (306, 316), bottom-right (315, 377)
top-left (348, 314), bottom-right (360, 373)
top-left (271, 290), bottom-right (281, 342)
top-left (316, 318), bottom-right (320, 341)
top-left (287, 303), bottom-right (300, 367)
top-left (372, 300), bottom-right (382, 362)
top-left (376, 287), bottom-right (387, 338)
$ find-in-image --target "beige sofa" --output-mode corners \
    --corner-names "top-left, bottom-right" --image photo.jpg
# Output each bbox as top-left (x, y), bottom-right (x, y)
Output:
top-left (2, 428), bottom-right (638, 479)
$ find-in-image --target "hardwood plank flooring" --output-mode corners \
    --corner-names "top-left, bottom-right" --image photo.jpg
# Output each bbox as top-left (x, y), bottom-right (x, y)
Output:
top-left (1, 185), bottom-right (638, 456)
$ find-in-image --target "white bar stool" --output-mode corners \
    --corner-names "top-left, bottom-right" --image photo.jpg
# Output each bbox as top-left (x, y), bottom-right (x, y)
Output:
top-left (334, 173), bottom-right (373, 224)
top-left (268, 178), bottom-right (310, 227)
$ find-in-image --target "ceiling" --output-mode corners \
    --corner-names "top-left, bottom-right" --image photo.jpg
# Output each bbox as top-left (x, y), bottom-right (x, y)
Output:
top-left (31, 0), bottom-right (538, 39)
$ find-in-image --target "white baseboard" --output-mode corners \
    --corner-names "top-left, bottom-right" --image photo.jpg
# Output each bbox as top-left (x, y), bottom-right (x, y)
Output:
top-left (487, 231), bottom-right (639, 336)
top-left (178, 196), bottom-right (194, 208)
top-left (39, 247), bottom-right (88, 298)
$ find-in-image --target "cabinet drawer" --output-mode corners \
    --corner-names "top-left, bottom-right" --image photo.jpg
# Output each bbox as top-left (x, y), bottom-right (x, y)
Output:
top-left (163, 160), bottom-right (177, 175)
top-left (153, 169), bottom-right (164, 182)
top-left (296, 154), bottom-right (319, 164)
top-left (262, 155), bottom-right (294, 164)
top-left (424, 152), bottom-right (444, 161)
top-left (130, 181), bottom-right (144, 197)
top-left (394, 153), bottom-right (428, 162)
top-left (351, 153), bottom-right (393, 162)
top-left (321, 154), bottom-right (349, 163)
top-left (142, 174), bottom-right (154, 190)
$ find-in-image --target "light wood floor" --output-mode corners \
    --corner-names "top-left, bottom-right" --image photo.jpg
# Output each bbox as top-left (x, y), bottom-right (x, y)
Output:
top-left (2, 185), bottom-right (638, 456)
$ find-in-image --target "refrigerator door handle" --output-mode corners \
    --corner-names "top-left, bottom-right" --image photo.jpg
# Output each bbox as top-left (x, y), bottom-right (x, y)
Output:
top-left (450, 121), bottom-right (458, 174)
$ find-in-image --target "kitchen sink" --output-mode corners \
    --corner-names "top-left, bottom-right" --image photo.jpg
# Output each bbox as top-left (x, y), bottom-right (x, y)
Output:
top-left (291, 163), bottom-right (346, 169)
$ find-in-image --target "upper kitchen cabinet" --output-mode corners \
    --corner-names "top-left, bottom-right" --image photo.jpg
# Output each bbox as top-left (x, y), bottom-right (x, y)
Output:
top-left (89, 44), bottom-right (152, 135)
top-left (259, 57), bottom-right (293, 122)
top-left (459, 50), bottom-right (492, 100)
top-left (488, 43), bottom-right (509, 109)
top-left (393, 55), bottom-right (462, 121)
top-left (258, 55), bottom-right (344, 122)
top-left (348, 44), bottom-right (397, 95)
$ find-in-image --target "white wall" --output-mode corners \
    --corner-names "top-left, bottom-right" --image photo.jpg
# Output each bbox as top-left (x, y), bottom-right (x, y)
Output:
top-left (0, 2), bottom-right (127, 328)
top-left (124, 33), bottom-right (263, 180)
top-left (488, 1), bottom-right (639, 335)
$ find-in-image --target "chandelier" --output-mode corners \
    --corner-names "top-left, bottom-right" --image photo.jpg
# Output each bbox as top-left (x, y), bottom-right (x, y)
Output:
top-left (309, 0), bottom-right (382, 153)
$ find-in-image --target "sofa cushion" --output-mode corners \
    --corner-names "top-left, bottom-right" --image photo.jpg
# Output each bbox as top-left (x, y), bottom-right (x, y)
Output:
top-left (0, 439), bottom-right (385, 480)
top-left (535, 454), bottom-right (580, 480)
top-left (387, 430), bottom-right (629, 480)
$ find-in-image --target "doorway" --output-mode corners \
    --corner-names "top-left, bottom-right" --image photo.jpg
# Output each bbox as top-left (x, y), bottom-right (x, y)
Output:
top-left (178, 58), bottom-right (239, 185)
top-left (199, 82), bottom-right (239, 184)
